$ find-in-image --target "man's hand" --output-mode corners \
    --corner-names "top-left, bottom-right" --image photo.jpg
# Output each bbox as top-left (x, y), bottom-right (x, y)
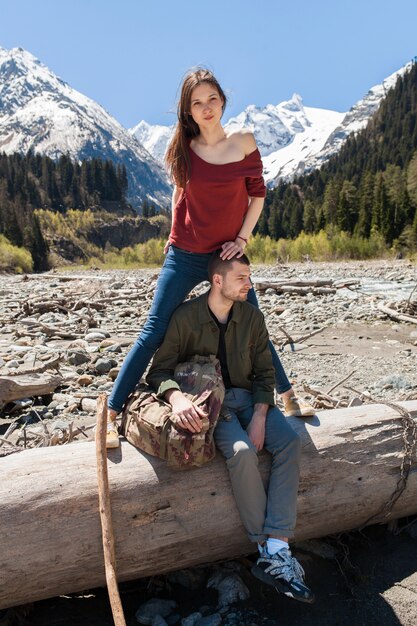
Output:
top-left (165, 389), bottom-right (207, 433)
top-left (247, 404), bottom-right (268, 451)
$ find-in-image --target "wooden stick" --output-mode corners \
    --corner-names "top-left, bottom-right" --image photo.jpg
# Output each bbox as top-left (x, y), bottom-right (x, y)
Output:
top-left (326, 369), bottom-right (356, 395)
top-left (95, 394), bottom-right (126, 626)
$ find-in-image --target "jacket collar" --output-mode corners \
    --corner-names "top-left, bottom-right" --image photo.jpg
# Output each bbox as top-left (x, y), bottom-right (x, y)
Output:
top-left (198, 291), bottom-right (243, 325)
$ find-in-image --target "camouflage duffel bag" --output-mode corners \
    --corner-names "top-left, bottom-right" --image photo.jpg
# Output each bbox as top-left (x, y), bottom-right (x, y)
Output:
top-left (121, 355), bottom-right (225, 469)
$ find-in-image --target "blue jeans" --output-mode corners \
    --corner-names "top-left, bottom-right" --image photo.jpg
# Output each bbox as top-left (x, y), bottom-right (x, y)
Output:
top-left (108, 245), bottom-right (291, 412)
top-left (215, 388), bottom-right (300, 541)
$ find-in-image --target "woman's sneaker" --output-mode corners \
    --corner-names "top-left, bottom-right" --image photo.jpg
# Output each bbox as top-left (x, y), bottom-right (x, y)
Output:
top-left (284, 396), bottom-right (315, 418)
top-left (251, 546), bottom-right (315, 604)
top-left (105, 422), bottom-right (120, 449)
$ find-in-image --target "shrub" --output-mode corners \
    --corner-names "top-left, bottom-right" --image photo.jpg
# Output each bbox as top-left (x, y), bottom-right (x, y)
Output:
top-left (0, 234), bottom-right (33, 273)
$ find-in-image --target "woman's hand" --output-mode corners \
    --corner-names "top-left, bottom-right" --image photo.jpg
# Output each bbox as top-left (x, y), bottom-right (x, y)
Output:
top-left (220, 239), bottom-right (246, 260)
top-left (163, 239), bottom-right (170, 254)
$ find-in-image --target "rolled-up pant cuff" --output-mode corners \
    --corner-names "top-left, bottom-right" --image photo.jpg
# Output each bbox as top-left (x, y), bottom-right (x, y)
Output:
top-left (248, 527), bottom-right (296, 543)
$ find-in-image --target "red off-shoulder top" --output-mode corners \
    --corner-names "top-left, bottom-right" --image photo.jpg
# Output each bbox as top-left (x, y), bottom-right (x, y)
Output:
top-left (169, 145), bottom-right (266, 253)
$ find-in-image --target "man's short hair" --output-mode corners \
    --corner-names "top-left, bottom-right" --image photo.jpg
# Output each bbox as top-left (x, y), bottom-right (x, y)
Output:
top-left (208, 249), bottom-right (250, 283)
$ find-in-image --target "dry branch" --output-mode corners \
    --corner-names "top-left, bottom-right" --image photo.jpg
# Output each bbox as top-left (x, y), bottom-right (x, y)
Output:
top-left (378, 302), bottom-right (417, 325)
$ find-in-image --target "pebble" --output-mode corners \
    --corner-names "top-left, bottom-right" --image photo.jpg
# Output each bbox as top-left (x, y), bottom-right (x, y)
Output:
top-left (195, 616), bottom-right (222, 626)
top-left (108, 367), bottom-right (120, 381)
top-left (77, 374), bottom-right (94, 386)
top-left (85, 331), bottom-right (108, 342)
top-left (99, 339), bottom-right (117, 349)
top-left (181, 613), bottom-right (202, 626)
top-left (102, 344), bottom-right (122, 353)
top-left (135, 599), bottom-right (177, 625)
top-left (67, 350), bottom-right (90, 366)
top-left (95, 358), bottom-right (118, 374)
top-left (5, 360), bottom-right (19, 368)
top-left (207, 571), bottom-right (250, 608)
top-left (152, 617), bottom-right (169, 626)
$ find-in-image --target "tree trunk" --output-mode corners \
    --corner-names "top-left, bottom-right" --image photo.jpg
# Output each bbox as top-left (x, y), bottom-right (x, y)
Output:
top-left (1, 401), bottom-right (416, 610)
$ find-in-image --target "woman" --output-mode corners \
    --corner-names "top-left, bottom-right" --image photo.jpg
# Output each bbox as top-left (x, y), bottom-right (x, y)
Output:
top-left (106, 68), bottom-right (311, 439)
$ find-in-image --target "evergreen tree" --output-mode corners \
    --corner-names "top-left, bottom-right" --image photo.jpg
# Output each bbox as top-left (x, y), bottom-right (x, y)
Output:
top-left (336, 180), bottom-right (357, 232)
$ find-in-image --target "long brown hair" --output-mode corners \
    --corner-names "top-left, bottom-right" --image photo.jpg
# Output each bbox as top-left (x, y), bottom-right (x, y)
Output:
top-left (165, 68), bottom-right (227, 188)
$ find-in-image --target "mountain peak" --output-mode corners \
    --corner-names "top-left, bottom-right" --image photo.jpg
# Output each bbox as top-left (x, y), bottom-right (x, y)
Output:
top-left (0, 45), bottom-right (171, 207)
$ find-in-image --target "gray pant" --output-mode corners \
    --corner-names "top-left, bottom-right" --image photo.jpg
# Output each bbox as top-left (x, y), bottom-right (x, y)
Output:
top-left (214, 388), bottom-right (301, 543)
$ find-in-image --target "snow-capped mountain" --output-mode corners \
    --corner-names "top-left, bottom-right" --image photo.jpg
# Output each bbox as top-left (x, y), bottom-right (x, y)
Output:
top-left (0, 47), bottom-right (171, 208)
top-left (300, 62), bottom-right (414, 178)
top-left (130, 120), bottom-right (174, 167)
top-left (131, 62), bottom-right (411, 187)
top-left (224, 94), bottom-right (345, 183)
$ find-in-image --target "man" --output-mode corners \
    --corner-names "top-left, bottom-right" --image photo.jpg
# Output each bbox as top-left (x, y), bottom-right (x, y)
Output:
top-left (145, 250), bottom-right (314, 604)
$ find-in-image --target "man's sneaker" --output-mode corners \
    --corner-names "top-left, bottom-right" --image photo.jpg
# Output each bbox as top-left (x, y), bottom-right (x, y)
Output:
top-left (251, 546), bottom-right (315, 604)
top-left (284, 396), bottom-right (315, 418)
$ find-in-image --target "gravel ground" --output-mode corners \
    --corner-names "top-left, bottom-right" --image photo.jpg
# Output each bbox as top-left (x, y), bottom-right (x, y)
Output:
top-left (1, 259), bottom-right (416, 625)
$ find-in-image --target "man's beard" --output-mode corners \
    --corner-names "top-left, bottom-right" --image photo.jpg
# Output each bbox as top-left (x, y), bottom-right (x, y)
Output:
top-left (220, 286), bottom-right (250, 303)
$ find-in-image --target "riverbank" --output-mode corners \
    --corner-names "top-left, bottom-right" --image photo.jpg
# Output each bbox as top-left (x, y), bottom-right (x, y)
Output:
top-left (0, 259), bottom-right (416, 625)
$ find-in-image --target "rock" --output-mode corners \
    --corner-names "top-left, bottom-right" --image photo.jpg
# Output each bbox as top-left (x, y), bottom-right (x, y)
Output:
top-left (6, 360), bottom-right (19, 368)
top-left (152, 617), bottom-right (169, 626)
top-left (77, 374), bottom-right (94, 386)
top-left (167, 568), bottom-right (206, 590)
top-left (135, 598), bottom-right (177, 625)
top-left (99, 339), bottom-right (117, 349)
top-left (102, 344), bottom-right (122, 353)
top-left (52, 393), bottom-right (77, 405)
top-left (67, 339), bottom-right (89, 350)
top-left (80, 398), bottom-right (97, 413)
top-left (85, 331), bottom-right (108, 342)
top-left (181, 613), bottom-right (202, 626)
top-left (108, 367), bottom-right (120, 381)
top-left (207, 572), bottom-right (250, 608)
top-left (95, 358), bottom-right (118, 374)
top-left (67, 350), bottom-right (90, 366)
top-left (195, 615), bottom-right (222, 626)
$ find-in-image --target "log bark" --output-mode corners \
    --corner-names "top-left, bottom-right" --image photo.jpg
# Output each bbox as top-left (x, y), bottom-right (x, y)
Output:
top-left (0, 372), bottom-right (62, 405)
top-left (1, 401), bottom-right (417, 610)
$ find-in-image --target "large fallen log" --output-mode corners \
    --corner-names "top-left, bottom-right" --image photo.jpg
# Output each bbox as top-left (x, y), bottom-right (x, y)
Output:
top-left (1, 401), bottom-right (417, 610)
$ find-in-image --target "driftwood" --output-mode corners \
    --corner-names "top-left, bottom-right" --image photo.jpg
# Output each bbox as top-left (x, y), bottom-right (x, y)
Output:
top-left (1, 401), bottom-right (416, 610)
top-left (0, 372), bottom-right (62, 405)
top-left (378, 302), bottom-right (417, 325)
top-left (253, 279), bottom-right (360, 295)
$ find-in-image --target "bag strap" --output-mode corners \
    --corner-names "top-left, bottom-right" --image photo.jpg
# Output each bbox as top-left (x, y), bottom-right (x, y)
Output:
top-left (159, 416), bottom-right (172, 459)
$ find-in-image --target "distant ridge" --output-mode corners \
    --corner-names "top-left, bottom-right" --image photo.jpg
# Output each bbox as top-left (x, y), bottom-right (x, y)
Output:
top-left (130, 62), bottom-right (412, 187)
top-left (0, 47), bottom-right (171, 209)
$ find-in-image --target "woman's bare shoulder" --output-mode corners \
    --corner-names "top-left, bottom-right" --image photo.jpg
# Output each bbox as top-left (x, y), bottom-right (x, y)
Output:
top-left (226, 129), bottom-right (257, 155)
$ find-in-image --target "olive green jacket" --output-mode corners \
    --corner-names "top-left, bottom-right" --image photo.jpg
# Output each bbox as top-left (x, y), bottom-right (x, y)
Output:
top-left (146, 291), bottom-right (275, 406)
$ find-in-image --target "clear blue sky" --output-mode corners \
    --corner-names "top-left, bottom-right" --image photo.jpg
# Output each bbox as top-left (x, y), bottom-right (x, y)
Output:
top-left (1, 0), bottom-right (417, 128)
